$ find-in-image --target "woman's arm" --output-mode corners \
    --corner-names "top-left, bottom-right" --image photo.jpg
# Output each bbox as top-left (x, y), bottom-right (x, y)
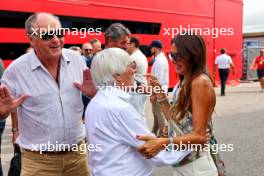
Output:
top-left (138, 75), bottom-right (215, 157)
top-left (172, 75), bottom-right (215, 145)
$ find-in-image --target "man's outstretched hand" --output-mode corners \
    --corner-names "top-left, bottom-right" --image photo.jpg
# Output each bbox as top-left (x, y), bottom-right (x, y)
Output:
top-left (0, 85), bottom-right (28, 119)
top-left (74, 69), bottom-right (97, 98)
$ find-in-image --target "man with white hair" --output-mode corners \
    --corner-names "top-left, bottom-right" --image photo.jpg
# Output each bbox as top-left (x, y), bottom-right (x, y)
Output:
top-left (85, 48), bottom-right (190, 176)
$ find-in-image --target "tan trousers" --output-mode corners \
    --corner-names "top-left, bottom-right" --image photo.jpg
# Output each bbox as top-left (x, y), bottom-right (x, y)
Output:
top-left (152, 102), bottom-right (167, 136)
top-left (21, 145), bottom-right (91, 176)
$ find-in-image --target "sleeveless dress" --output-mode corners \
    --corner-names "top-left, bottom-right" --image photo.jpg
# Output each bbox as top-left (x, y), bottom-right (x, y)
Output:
top-left (169, 84), bottom-right (218, 176)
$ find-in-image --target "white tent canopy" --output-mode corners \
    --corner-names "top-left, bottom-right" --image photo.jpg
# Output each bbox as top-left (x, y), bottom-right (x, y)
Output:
top-left (243, 0), bottom-right (264, 34)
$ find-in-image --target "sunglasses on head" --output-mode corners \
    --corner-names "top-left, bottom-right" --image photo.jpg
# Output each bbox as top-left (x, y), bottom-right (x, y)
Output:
top-left (34, 29), bottom-right (65, 41)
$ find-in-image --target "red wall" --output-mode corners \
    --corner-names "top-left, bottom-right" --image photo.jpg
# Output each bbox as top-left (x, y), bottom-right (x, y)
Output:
top-left (0, 0), bottom-right (243, 87)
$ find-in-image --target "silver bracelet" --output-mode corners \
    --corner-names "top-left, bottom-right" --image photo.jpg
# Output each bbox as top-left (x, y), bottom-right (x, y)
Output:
top-left (157, 96), bottom-right (168, 103)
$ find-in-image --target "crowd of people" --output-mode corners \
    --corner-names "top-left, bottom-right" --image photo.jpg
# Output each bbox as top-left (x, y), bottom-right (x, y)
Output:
top-left (0, 11), bottom-right (247, 176)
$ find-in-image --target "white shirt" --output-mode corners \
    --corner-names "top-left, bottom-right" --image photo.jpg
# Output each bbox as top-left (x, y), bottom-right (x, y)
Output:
top-left (151, 52), bottom-right (169, 92)
top-left (1, 49), bottom-right (86, 150)
top-left (130, 49), bottom-right (148, 85)
top-left (215, 53), bottom-right (233, 69)
top-left (85, 86), bottom-right (190, 176)
top-left (128, 91), bottom-right (147, 120)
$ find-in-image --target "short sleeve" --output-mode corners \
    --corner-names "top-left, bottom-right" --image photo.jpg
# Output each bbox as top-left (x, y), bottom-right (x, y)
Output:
top-left (0, 67), bottom-right (17, 98)
top-left (215, 57), bottom-right (218, 65)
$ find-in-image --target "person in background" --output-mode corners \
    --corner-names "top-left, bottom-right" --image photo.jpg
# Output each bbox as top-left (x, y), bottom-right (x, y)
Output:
top-left (0, 58), bottom-right (6, 176)
top-left (82, 42), bottom-right (93, 68)
top-left (81, 42), bottom-right (94, 119)
top-left (149, 40), bottom-right (169, 137)
top-left (89, 38), bottom-right (102, 56)
top-left (69, 46), bottom-right (82, 55)
top-left (104, 23), bottom-right (130, 50)
top-left (214, 48), bottom-right (235, 96)
top-left (250, 49), bottom-right (264, 92)
top-left (127, 36), bottom-right (148, 85)
top-left (126, 36), bottom-right (149, 118)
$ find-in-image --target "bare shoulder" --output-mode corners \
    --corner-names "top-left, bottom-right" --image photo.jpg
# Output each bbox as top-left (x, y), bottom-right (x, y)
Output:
top-left (191, 74), bottom-right (214, 90)
top-left (191, 74), bottom-right (216, 107)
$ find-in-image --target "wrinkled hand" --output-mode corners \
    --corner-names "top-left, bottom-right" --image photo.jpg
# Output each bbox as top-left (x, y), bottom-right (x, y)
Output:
top-left (146, 74), bottom-right (165, 99)
top-left (137, 135), bottom-right (167, 159)
top-left (146, 74), bottom-right (162, 88)
top-left (150, 94), bottom-right (157, 103)
top-left (74, 69), bottom-right (97, 98)
top-left (0, 85), bottom-right (28, 118)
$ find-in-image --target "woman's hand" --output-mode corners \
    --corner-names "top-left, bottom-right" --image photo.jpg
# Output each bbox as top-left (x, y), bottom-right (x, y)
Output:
top-left (146, 74), bottom-right (166, 99)
top-left (137, 135), bottom-right (168, 159)
top-left (149, 94), bottom-right (157, 103)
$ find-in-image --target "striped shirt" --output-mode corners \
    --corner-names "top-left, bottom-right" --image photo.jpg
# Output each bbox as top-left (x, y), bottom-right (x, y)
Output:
top-left (1, 49), bottom-right (86, 151)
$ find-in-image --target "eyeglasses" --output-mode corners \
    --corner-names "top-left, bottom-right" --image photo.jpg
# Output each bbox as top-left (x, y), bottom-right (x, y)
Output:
top-left (32, 29), bottom-right (65, 41)
top-left (169, 52), bottom-right (182, 62)
top-left (84, 49), bottom-right (92, 52)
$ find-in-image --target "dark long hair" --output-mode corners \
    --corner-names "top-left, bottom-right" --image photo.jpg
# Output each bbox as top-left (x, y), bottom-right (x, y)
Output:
top-left (170, 33), bottom-right (212, 122)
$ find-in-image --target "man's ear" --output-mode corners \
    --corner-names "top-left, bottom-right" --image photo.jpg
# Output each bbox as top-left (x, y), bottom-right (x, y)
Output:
top-left (107, 37), bottom-right (115, 47)
top-left (27, 35), bottom-right (35, 48)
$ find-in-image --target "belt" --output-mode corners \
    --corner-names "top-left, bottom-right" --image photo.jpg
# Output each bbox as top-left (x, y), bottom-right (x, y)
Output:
top-left (22, 140), bottom-right (85, 155)
top-left (23, 148), bottom-right (71, 155)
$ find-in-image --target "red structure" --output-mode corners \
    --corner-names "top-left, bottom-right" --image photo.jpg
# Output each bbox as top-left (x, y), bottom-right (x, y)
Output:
top-left (0, 0), bottom-right (243, 87)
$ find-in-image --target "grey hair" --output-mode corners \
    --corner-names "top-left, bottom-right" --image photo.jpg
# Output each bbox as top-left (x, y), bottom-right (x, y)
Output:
top-left (91, 48), bottom-right (132, 87)
top-left (104, 23), bottom-right (131, 45)
top-left (90, 38), bottom-right (101, 45)
top-left (25, 12), bottom-right (60, 35)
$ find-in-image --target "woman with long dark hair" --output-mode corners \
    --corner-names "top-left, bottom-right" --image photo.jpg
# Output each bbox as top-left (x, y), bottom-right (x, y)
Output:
top-left (137, 33), bottom-right (218, 176)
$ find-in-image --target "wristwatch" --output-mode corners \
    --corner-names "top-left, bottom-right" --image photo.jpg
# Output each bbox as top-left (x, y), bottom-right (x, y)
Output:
top-left (12, 128), bottom-right (19, 132)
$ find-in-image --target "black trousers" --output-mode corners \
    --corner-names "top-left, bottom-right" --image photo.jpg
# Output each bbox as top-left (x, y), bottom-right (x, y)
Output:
top-left (218, 68), bottom-right (229, 95)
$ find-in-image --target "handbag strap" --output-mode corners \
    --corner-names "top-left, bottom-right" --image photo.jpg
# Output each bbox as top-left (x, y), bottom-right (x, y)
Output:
top-left (13, 144), bottom-right (21, 155)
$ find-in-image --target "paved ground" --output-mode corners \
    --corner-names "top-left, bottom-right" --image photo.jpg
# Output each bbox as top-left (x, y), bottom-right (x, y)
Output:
top-left (1, 82), bottom-right (264, 176)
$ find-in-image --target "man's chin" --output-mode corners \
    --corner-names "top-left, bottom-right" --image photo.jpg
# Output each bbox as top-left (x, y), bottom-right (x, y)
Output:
top-left (49, 51), bottom-right (62, 60)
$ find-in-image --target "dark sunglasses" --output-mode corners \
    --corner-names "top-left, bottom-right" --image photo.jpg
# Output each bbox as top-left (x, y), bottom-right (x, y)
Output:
top-left (84, 49), bottom-right (92, 52)
top-left (34, 29), bottom-right (65, 41)
top-left (169, 52), bottom-right (182, 62)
